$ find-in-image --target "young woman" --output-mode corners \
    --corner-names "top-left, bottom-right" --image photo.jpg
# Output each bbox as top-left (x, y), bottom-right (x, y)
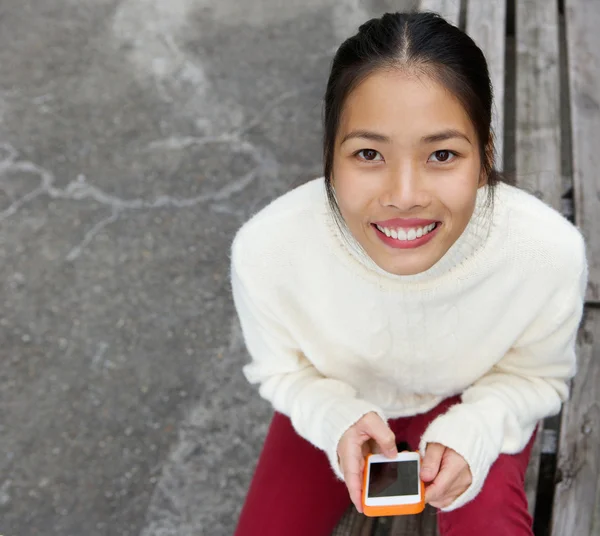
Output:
top-left (230, 11), bottom-right (587, 536)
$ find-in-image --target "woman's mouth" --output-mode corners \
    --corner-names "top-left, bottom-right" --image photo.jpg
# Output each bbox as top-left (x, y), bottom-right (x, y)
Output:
top-left (372, 222), bottom-right (441, 249)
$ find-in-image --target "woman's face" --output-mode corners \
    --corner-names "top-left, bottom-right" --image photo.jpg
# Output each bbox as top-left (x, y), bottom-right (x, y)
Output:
top-left (332, 69), bottom-right (486, 276)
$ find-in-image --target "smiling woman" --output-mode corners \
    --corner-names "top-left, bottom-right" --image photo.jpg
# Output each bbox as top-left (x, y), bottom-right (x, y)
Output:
top-left (230, 10), bottom-right (587, 536)
top-left (332, 71), bottom-right (482, 275)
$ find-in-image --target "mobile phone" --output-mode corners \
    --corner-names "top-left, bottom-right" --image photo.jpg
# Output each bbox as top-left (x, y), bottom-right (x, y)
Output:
top-left (361, 451), bottom-right (426, 517)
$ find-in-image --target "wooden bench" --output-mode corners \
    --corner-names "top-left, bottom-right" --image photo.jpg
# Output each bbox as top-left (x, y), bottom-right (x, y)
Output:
top-left (332, 0), bottom-right (600, 534)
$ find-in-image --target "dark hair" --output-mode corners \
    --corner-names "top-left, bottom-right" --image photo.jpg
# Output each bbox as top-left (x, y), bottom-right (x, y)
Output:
top-left (322, 11), bottom-right (504, 220)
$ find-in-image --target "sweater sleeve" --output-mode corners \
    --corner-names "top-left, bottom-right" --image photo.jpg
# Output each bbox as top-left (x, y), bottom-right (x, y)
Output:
top-left (418, 256), bottom-right (587, 512)
top-left (230, 236), bottom-right (387, 479)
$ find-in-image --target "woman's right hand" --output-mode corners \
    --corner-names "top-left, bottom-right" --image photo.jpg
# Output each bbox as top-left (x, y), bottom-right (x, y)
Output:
top-left (337, 412), bottom-right (398, 513)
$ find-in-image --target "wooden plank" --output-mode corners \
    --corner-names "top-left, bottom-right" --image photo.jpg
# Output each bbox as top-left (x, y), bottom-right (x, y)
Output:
top-left (515, 0), bottom-right (562, 521)
top-left (331, 507), bottom-right (375, 536)
top-left (330, 498), bottom-right (439, 535)
top-left (419, 0), bottom-right (461, 27)
top-left (551, 309), bottom-right (600, 535)
top-left (515, 0), bottom-right (562, 211)
top-left (564, 0), bottom-right (600, 303)
top-left (390, 505), bottom-right (439, 536)
top-left (466, 0), bottom-right (507, 170)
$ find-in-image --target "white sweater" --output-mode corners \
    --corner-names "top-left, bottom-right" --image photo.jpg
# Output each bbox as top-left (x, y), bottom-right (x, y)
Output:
top-left (230, 177), bottom-right (587, 511)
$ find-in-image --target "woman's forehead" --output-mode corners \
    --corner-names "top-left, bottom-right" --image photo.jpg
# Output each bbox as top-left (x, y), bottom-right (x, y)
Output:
top-left (339, 70), bottom-right (475, 143)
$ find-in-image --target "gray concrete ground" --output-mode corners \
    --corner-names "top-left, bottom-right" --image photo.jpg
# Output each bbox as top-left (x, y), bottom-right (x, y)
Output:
top-left (0, 1), bottom-right (417, 535)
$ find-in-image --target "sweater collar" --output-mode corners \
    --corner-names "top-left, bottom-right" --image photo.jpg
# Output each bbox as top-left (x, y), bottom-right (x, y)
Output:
top-left (321, 182), bottom-right (496, 285)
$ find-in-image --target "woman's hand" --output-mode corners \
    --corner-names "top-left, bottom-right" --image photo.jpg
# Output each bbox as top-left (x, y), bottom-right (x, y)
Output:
top-left (337, 412), bottom-right (398, 513)
top-left (421, 442), bottom-right (472, 509)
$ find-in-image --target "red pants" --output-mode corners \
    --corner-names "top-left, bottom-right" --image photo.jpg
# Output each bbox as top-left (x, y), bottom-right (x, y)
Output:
top-left (235, 396), bottom-right (536, 536)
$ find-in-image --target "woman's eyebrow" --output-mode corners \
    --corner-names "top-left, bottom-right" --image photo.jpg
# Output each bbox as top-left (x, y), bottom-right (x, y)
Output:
top-left (340, 128), bottom-right (472, 145)
top-left (421, 129), bottom-right (472, 145)
top-left (340, 130), bottom-right (391, 145)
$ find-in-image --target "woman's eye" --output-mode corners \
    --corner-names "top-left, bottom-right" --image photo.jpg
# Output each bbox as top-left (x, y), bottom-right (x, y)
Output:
top-left (356, 149), bottom-right (383, 162)
top-left (428, 150), bottom-right (456, 163)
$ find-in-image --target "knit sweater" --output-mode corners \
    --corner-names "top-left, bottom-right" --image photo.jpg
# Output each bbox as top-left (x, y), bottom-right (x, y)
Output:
top-left (230, 177), bottom-right (587, 511)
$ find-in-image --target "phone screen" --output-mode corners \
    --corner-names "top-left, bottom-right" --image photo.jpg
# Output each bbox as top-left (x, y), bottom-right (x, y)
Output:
top-left (367, 460), bottom-right (419, 498)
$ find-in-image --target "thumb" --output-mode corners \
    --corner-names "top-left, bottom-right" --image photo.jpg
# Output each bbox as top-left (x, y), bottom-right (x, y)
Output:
top-left (421, 443), bottom-right (445, 483)
top-left (362, 414), bottom-right (397, 458)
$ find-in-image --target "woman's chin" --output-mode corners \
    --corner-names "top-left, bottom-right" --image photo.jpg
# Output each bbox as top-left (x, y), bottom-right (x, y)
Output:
top-left (372, 255), bottom-right (439, 276)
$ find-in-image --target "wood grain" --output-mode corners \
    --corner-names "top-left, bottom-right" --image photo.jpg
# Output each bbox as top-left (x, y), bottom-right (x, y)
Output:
top-left (514, 1), bottom-right (565, 523)
top-left (515, 0), bottom-right (562, 210)
top-left (466, 0), bottom-right (507, 170)
top-left (551, 309), bottom-right (600, 535)
top-left (564, 0), bottom-right (600, 303)
top-left (330, 506), bottom-right (375, 536)
top-left (419, 0), bottom-right (461, 27)
top-left (390, 505), bottom-right (439, 536)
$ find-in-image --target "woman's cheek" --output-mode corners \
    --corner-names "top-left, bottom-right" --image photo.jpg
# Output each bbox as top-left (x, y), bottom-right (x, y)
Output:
top-left (345, 183), bottom-right (381, 224)
top-left (438, 171), bottom-right (479, 213)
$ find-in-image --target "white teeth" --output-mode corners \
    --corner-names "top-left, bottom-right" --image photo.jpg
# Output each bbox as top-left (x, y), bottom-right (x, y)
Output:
top-left (376, 223), bottom-right (437, 241)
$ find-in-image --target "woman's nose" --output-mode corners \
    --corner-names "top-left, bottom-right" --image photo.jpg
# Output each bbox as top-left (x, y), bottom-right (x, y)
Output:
top-left (380, 168), bottom-right (429, 211)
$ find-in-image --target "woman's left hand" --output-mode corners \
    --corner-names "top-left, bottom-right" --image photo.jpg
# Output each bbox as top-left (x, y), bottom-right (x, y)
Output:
top-left (420, 442), bottom-right (472, 509)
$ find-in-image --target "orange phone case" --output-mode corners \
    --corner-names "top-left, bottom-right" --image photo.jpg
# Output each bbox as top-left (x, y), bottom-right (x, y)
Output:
top-left (361, 452), bottom-right (426, 517)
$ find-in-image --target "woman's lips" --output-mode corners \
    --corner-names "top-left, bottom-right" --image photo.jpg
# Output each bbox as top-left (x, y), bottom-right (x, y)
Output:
top-left (372, 222), bottom-right (441, 249)
top-left (373, 217), bottom-right (438, 227)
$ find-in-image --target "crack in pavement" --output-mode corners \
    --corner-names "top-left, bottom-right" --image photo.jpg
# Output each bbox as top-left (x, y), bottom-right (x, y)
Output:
top-left (0, 79), bottom-right (319, 261)
top-left (145, 84), bottom-right (318, 151)
top-left (139, 316), bottom-right (248, 536)
top-left (0, 137), bottom-right (274, 261)
top-left (0, 83), bottom-right (318, 261)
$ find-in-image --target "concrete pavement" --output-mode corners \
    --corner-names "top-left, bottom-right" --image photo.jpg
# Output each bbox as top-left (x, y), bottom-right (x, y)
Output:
top-left (0, 1), bottom-right (416, 534)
